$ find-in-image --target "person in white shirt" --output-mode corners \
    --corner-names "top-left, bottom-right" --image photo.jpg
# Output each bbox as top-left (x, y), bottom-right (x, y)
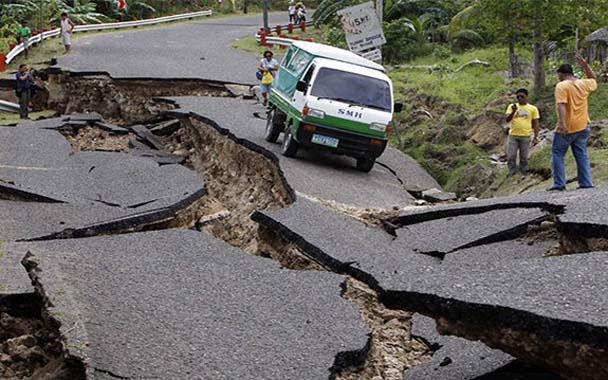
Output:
top-left (60, 12), bottom-right (75, 55)
top-left (288, 3), bottom-right (296, 23)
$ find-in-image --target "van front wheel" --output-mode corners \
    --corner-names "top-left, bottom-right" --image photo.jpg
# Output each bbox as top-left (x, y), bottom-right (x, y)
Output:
top-left (356, 157), bottom-right (375, 172)
top-left (265, 109), bottom-right (283, 143)
top-left (281, 128), bottom-right (299, 157)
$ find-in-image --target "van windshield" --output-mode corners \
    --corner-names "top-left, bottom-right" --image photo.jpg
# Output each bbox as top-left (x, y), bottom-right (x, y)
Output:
top-left (310, 68), bottom-right (392, 112)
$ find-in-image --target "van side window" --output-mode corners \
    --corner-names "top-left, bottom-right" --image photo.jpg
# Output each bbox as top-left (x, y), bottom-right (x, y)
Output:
top-left (286, 50), bottom-right (312, 76)
top-left (281, 47), bottom-right (295, 66)
top-left (302, 65), bottom-right (315, 85)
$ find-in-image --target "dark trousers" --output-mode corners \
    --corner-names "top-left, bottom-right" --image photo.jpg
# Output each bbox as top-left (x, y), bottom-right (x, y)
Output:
top-left (19, 90), bottom-right (30, 119)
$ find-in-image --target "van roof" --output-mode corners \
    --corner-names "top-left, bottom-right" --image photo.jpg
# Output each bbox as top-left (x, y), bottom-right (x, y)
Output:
top-left (291, 41), bottom-right (385, 72)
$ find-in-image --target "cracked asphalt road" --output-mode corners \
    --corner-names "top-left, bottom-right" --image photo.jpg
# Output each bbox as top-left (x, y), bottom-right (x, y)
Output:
top-left (167, 96), bottom-right (439, 208)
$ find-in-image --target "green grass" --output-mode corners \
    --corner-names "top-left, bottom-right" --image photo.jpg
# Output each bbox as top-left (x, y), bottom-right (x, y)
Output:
top-left (0, 110), bottom-right (58, 126)
top-left (390, 47), bottom-right (533, 115)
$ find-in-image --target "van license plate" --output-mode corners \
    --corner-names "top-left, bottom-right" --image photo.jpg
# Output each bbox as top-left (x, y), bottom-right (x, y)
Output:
top-left (311, 134), bottom-right (339, 148)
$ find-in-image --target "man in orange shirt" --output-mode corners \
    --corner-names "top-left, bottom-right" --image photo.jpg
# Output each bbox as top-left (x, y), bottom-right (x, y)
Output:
top-left (548, 54), bottom-right (597, 191)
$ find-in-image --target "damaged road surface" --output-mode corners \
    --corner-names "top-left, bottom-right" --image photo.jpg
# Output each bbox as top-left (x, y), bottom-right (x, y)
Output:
top-left (11, 229), bottom-right (369, 380)
top-left (253, 191), bottom-right (608, 380)
top-left (163, 96), bottom-right (440, 209)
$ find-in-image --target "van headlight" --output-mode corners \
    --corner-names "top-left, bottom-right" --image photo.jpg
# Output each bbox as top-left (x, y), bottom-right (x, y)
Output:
top-left (302, 105), bottom-right (325, 119)
top-left (308, 108), bottom-right (325, 119)
top-left (370, 122), bottom-right (388, 132)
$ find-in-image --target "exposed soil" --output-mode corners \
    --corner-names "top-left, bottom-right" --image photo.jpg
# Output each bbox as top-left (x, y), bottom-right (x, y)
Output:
top-left (60, 127), bottom-right (132, 152)
top-left (0, 297), bottom-right (85, 380)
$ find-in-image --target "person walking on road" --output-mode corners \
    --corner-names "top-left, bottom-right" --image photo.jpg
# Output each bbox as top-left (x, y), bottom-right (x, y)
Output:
top-left (258, 50), bottom-right (278, 107)
top-left (288, 2), bottom-right (297, 23)
top-left (548, 53), bottom-right (597, 191)
top-left (505, 88), bottom-right (540, 176)
top-left (15, 64), bottom-right (32, 120)
top-left (296, 3), bottom-right (307, 24)
top-left (17, 21), bottom-right (31, 59)
top-left (60, 12), bottom-right (75, 55)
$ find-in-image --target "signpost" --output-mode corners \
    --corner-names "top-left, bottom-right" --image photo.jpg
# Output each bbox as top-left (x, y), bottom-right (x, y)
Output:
top-left (337, 1), bottom-right (386, 62)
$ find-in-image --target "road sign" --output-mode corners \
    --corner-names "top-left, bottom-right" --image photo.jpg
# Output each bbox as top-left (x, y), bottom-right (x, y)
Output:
top-left (337, 1), bottom-right (386, 53)
top-left (360, 48), bottom-right (382, 62)
top-left (118, 0), bottom-right (126, 10)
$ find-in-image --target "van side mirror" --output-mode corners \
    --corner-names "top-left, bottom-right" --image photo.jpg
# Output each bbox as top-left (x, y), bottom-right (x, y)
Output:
top-left (296, 80), bottom-right (307, 93)
top-left (394, 103), bottom-right (404, 113)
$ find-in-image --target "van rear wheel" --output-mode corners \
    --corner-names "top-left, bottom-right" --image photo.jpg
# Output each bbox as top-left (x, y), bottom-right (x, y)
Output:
top-left (281, 128), bottom-right (299, 157)
top-left (265, 108), bottom-right (283, 143)
top-left (356, 157), bottom-right (375, 172)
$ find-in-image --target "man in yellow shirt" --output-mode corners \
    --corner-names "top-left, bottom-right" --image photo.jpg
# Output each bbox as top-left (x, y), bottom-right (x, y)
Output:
top-left (548, 54), bottom-right (597, 191)
top-left (505, 88), bottom-right (540, 176)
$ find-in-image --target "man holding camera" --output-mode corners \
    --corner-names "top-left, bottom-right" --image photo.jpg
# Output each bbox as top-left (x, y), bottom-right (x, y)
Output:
top-left (16, 64), bottom-right (32, 120)
top-left (505, 88), bottom-right (540, 177)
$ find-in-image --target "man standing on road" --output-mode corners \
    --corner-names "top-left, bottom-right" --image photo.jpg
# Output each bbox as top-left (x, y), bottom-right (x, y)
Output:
top-left (258, 50), bottom-right (278, 107)
top-left (548, 54), bottom-right (597, 191)
top-left (15, 64), bottom-right (32, 120)
top-left (505, 88), bottom-right (540, 176)
top-left (60, 12), bottom-right (75, 55)
top-left (17, 21), bottom-right (31, 59)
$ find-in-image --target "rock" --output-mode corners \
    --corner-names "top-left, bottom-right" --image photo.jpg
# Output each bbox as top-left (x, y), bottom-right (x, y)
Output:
top-left (0, 353), bottom-right (12, 364)
top-left (415, 199), bottom-right (428, 206)
top-left (149, 119), bottom-right (181, 136)
top-left (198, 210), bottom-right (231, 225)
top-left (540, 220), bottom-right (556, 230)
top-left (225, 84), bottom-right (253, 98)
top-left (172, 149), bottom-right (189, 157)
top-left (422, 188), bottom-right (457, 203)
top-left (4, 335), bottom-right (37, 354)
top-left (465, 196), bottom-right (479, 202)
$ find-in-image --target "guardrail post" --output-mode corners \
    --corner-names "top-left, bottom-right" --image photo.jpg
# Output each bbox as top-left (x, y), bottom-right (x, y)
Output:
top-left (260, 32), bottom-right (267, 46)
top-left (0, 53), bottom-right (5, 72)
top-left (9, 43), bottom-right (15, 51)
top-left (279, 35), bottom-right (287, 49)
top-left (292, 36), bottom-right (299, 41)
top-left (287, 23), bottom-right (293, 34)
top-left (305, 38), bottom-right (313, 42)
top-left (276, 25), bottom-right (282, 35)
top-left (300, 21), bottom-right (306, 32)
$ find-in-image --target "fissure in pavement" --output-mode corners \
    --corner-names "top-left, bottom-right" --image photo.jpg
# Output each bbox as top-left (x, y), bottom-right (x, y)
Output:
top-left (2, 72), bottom-right (434, 379)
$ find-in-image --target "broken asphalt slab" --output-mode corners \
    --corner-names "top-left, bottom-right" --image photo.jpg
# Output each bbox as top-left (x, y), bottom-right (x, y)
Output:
top-left (13, 229), bottom-right (369, 380)
top-left (0, 119), bottom-right (205, 210)
top-left (252, 196), bottom-right (608, 379)
top-left (163, 96), bottom-right (441, 208)
top-left (408, 315), bottom-right (561, 380)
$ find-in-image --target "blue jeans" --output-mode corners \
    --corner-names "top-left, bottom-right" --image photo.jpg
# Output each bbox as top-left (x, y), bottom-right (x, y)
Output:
top-left (551, 125), bottom-right (593, 188)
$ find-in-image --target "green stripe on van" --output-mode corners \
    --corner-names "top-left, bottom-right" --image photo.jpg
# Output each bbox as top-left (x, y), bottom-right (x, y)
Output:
top-left (269, 90), bottom-right (386, 138)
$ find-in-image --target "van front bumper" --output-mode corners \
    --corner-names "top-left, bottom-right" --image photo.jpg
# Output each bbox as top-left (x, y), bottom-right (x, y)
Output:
top-left (295, 121), bottom-right (387, 159)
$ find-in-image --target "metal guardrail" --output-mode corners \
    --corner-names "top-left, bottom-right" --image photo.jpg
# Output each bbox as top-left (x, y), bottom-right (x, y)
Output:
top-left (255, 35), bottom-right (296, 46)
top-left (0, 99), bottom-right (20, 113)
top-left (5, 10), bottom-right (213, 65)
top-left (254, 21), bottom-right (314, 47)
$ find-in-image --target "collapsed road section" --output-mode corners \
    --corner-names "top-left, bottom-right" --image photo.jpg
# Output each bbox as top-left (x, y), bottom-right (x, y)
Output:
top-left (253, 190), bottom-right (608, 380)
top-left (1, 70), bottom-right (603, 380)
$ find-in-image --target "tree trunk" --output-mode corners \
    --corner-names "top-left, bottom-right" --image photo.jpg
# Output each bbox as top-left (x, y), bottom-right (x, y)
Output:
top-left (243, 0), bottom-right (248, 14)
top-left (508, 36), bottom-right (518, 78)
top-left (533, 7), bottom-right (545, 94)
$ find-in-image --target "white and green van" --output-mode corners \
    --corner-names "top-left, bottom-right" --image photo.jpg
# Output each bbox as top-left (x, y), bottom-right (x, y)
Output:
top-left (265, 41), bottom-right (402, 172)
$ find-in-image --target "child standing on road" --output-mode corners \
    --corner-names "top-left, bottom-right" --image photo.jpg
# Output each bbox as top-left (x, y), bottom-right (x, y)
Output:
top-left (61, 12), bottom-right (75, 55)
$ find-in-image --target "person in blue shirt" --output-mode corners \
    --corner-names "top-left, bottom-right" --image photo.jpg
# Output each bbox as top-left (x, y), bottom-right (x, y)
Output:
top-left (15, 64), bottom-right (32, 119)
